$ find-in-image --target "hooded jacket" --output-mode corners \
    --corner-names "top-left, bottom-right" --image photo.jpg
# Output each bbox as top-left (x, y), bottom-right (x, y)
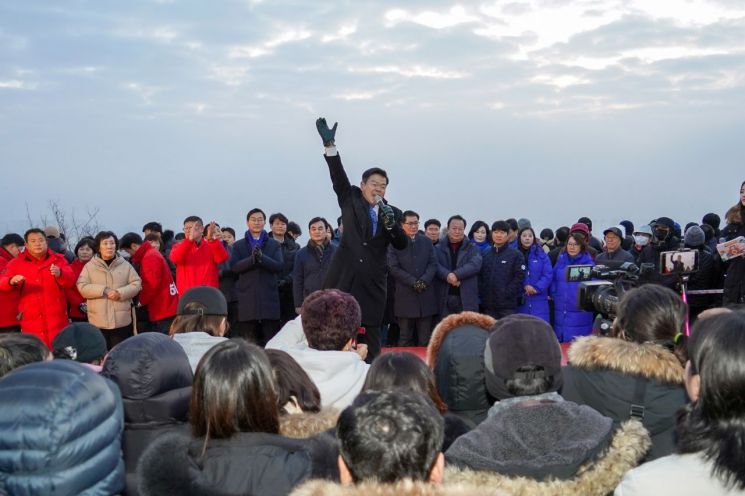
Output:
top-left (131, 242), bottom-right (179, 321)
top-left (101, 333), bottom-right (193, 496)
top-left (516, 243), bottom-right (553, 323)
top-left (0, 246), bottom-right (20, 327)
top-left (0, 249), bottom-right (76, 347)
top-left (77, 255), bottom-right (142, 330)
top-left (560, 335), bottom-right (687, 460)
top-left (0, 360), bottom-right (125, 496)
top-left (427, 311), bottom-right (496, 425)
top-left (550, 251), bottom-right (595, 342)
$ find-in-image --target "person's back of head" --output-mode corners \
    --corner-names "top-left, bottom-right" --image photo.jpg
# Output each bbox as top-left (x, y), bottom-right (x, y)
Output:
top-left (363, 352), bottom-right (447, 413)
top-left (678, 311), bottom-right (745, 490)
top-left (301, 289), bottom-right (361, 351)
top-left (555, 226), bottom-right (570, 245)
top-left (170, 286), bottom-right (229, 336)
top-left (0, 360), bottom-right (125, 495)
top-left (266, 348), bottom-right (321, 415)
top-left (0, 333), bottom-right (50, 378)
top-left (337, 391), bottom-right (444, 485)
top-left (191, 339), bottom-right (279, 438)
top-left (52, 322), bottom-right (107, 365)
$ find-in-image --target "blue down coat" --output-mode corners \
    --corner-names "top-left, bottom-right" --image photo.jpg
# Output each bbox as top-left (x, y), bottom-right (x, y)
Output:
top-left (0, 360), bottom-right (125, 496)
top-left (551, 250), bottom-right (595, 342)
top-left (516, 244), bottom-right (553, 323)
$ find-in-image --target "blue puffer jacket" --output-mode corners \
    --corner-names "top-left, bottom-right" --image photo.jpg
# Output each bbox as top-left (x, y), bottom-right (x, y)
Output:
top-left (551, 251), bottom-right (595, 342)
top-left (0, 360), bottom-right (125, 496)
top-left (516, 244), bottom-right (553, 323)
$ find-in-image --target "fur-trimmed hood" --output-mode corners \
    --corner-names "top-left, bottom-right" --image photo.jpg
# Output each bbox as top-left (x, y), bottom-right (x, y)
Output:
top-left (280, 409), bottom-right (340, 439)
top-left (291, 420), bottom-right (649, 496)
top-left (426, 311), bottom-right (495, 369)
top-left (567, 335), bottom-right (684, 384)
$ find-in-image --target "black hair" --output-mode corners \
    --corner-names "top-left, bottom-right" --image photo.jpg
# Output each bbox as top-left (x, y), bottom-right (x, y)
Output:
top-left (93, 231), bottom-right (119, 255)
top-left (0, 333), bottom-right (50, 378)
top-left (1, 233), bottom-right (24, 247)
top-left (286, 222), bottom-right (301, 237)
top-left (119, 232), bottom-right (144, 250)
top-left (308, 217), bottom-right (325, 229)
top-left (677, 312), bottom-right (745, 490)
top-left (402, 210), bottom-right (420, 222)
top-left (222, 227), bottom-right (236, 238)
top-left (555, 226), bottom-right (570, 244)
top-left (142, 222), bottom-right (163, 234)
top-left (269, 212), bottom-right (289, 226)
top-left (468, 220), bottom-right (491, 240)
top-left (700, 224), bottom-right (715, 243)
top-left (506, 218), bottom-right (518, 232)
top-left (183, 216), bottom-right (203, 225)
top-left (162, 229), bottom-right (174, 243)
top-left (619, 220), bottom-right (634, 237)
top-left (491, 220), bottom-right (510, 233)
top-left (539, 228), bottom-right (554, 241)
top-left (361, 167), bottom-right (388, 185)
top-left (23, 228), bottom-right (45, 242)
top-left (246, 208), bottom-right (266, 222)
top-left (265, 349), bottom-right (321, 415)
top-left (337, 216), bottom-right (343, 227)
top-left (577, 216), bottom-right (593, 231)
top-left (446, 215), bottom-right (466, 229)
top-left (505, 364), bottom-right (554, 396)
top-left (74, 237), bottom-right (96, 257)
top-left (424, 219), bottom-right (441, 229)
top-left (518, 226), bottom-right (538, 250)
top-left (337, 391), bottom-right (443, 483)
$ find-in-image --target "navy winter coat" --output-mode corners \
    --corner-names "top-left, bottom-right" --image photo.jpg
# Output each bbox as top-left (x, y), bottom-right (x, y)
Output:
top-left (387, 233), bottom-right (439, 318)
top-left (292, 241), bottom-right (337, 308)
top-left (435, 238), bottom-right (483, 313)
top-left (551, 250), bottom-right (595, 342)
top-left (478, 245), bottom-right (525, 314)
top-left (516, 244), bottom-right (553, 323)
top-left (230, 232), bottom-right (284, 321)
top-left (0, 360), bottom-right (125, 496)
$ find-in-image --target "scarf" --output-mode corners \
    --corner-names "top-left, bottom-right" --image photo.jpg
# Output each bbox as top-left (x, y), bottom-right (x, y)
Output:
top-left (245, 230), bottom-right (267, 250)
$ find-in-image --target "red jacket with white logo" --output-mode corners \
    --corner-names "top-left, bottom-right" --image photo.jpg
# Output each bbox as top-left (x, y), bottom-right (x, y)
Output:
top-left (0, 247), bottom-right (21, 328)
top-left (169, 239), bottom-right (228, 294)
top-left (0, 249), bottom-right (75, 347)
top-left (133, 242), bottom-right (179, 321)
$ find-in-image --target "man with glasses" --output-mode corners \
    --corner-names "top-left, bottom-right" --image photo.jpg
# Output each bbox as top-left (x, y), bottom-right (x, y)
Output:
top-left (387, 210), bottom-right (439, 346)
top-left (435, 215), bottom-right (482, 317)
top-left (315, 117), bottom-right (408, 361)
top-left (596, 226), bottom-right (634, 265)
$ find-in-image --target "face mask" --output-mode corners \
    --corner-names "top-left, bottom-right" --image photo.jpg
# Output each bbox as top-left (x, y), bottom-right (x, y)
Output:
top-left (654, 229), bottom-right (668, 241)
top-left (634, 235), bottom-right (649, 247)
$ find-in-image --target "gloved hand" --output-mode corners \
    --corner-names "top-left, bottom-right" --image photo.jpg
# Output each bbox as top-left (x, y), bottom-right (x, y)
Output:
top-left (381, 203), bottom-right (395, 230)
top-left (316, 117), bottom-right (338, 147)
top-left (413, 280), bottom-right (428, 293)
top-left (79, 303), bottom-right (88, 314)
top-left (252, 246), bottom-right (262, 264)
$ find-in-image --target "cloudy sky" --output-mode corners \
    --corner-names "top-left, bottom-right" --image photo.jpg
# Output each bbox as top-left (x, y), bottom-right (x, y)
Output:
top-left (2, 0), bottom-right (744, 241)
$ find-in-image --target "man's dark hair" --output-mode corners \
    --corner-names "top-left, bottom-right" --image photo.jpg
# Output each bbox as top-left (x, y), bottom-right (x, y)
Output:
top-left (222, 226), bottom-right (236, 238)
top-left (491, 220), bottom-right (510, 233)
top-left (286, 222), bottom-right (301, 237)
top-left (700, 224), bottom-right (715, 242)
top-left (337, 391), bottom-right (444, 483)
top-left (577, 216), bottom-right (593, 231)
top-left (446, 215), bottom-right (466, 229)
top-left (119, 232), bottom-right (144, 250)
top-left (555, 226), bottom-right (570, 244)
top-left (1, 233), bottom-right (24, 247)
top-left (505, 365), bottom-right (554, 396)
top-left (424, 219), bottom-right (441, 229)
top-left (308, 217), bottom-right (325, 229)
top-left (246, 208), bottom-right (266, 221)
top-left (74, 237), bottom-right (96, 256)
top-left (162, 230), bottom-right (175, 244)
top-left (175, 233), bottom-right (186, 241)
top-left (269, 213), bottom-right (289, 226)
top-left (0, 333), bottom-right (49, 378)
top-left (23, 228), bottom-right (45, 242)
top-left (142, 222), bottom-right (163, 234)
top-left (362, 167), bottom-right (388, 185)
top-left (183, 216), bottom-right (203, 225)
top-left (402, 210), bottom-right (419, 221)
top-left (506, 218), bottom-right (518, 232)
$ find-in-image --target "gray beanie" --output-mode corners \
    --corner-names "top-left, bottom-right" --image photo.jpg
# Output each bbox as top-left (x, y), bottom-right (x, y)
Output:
top-left (517, 218), bottom-right (532, 230)
top-left (684, 225), bottom-right (705, 248)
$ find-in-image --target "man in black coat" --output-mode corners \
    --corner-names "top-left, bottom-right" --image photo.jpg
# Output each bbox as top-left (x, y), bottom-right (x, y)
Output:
top-left (316, 117), bottom-right (408, 360)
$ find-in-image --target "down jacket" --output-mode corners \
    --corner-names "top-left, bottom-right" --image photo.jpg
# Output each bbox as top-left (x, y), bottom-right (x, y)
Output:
top-left (561, 335), bottom-right (687, 460)
top-left (478, 245), bottom-right (525, 315)
top-left (0, 246), bottom-right (20, 327)
top-left (101, 333), bottom-right (193, 496)
top-left (0, 249), bottom-right (76, 347)
top-left (516, 244), bottom-right (553, 323)
top-left (65, 258), bottom-right (88, 320)
top-left (130, 242), bottom-right (178, 322)
top-left (0, 360), bottom-right (125, 496)
top-left (77, 255), bottom-right (142, 330)
top-left (551, 251), bottom-right (595, 342)
top-left (427, 311), bottom-right (496, 425)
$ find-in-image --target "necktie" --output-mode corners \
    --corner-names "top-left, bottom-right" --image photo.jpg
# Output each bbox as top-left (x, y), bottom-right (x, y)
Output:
top-left (369, 205), bottom-right (378, 235)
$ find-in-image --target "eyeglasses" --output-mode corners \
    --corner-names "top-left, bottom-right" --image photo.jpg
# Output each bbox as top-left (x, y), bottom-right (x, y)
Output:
top-left (404, 221), bottom-right (420, 227)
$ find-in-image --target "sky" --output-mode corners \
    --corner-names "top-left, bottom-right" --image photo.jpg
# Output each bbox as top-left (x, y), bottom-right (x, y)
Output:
top-left (2, 0), bottom-right (744, 243)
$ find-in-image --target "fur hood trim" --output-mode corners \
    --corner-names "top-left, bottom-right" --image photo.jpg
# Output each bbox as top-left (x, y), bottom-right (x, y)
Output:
top-left (291, 420), bottom-right (648, 496)
top-left (280, 409), bottom-right (340, 438)
top-left (568, 336), bottom-right (684, 384)
top-left (445, 419), bottom-right (650, 496)
top-left (426, 312), bottom-right (496, 369)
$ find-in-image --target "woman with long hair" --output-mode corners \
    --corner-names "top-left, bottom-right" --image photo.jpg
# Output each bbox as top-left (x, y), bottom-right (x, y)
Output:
top-left (515, 227), bottom-right (553, 323)
top-left (562, 285), bottom-right (688, 460)
top-left (616, 311), bottom-right (745, 494)
top-left (721, 180), bottom-right (745, 305)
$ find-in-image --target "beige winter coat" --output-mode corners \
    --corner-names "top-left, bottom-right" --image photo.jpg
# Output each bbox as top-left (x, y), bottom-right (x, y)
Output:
top-left (77, 255), bottom-right (141, 330)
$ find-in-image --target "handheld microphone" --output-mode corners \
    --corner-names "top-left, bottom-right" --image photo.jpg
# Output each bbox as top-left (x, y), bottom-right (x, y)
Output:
top-left (374, 194), bottom-right (386, 209)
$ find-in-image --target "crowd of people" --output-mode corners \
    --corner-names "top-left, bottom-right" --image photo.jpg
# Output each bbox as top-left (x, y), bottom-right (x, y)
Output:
top-left (0, 163), bottom-right (744, 495)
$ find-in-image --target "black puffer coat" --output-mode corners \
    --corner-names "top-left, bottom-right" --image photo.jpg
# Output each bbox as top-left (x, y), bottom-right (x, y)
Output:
top-left (101, 332), bottom-right (193, 496)
top-left (722, 219), bottom-right (745, 304)
top-left (0, 360), bottom-right (125, 496)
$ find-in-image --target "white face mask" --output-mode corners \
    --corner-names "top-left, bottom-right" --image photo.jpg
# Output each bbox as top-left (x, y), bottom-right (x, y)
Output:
top-left (634, 235), bottom-right (650, 247)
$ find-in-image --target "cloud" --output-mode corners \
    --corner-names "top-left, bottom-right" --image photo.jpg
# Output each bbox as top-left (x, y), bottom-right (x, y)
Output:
top-left (228, 27), bottom-right (312, 59)
top-left (123, 82), bottom-right (162, 104)
top-left (322, 23), bottom-right (357, 43)
top-left (384, 5), bottom-right (479, 29)
top-left (348, 64), bottom-right (469, 79)
top-left (0, 80), bottom-right (26, 89)
top-left (208, 65), bottom-right (250, 86)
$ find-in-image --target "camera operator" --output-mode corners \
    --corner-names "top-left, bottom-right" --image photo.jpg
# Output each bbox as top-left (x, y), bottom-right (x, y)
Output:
top-left (637, 217), bottom-right (680, 290)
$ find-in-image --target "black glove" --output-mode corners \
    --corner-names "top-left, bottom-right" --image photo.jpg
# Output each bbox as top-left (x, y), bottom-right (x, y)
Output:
top-left (252, 246), bottom-right (262, 264)
top-left (413, 280), bottom-right (428, 293)
top-left (79, 303), bottom-right (88, 314)
top-left (381, 203), bottom-right (395, 230)
top-left (316, 117), bottom-right (338, 147)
